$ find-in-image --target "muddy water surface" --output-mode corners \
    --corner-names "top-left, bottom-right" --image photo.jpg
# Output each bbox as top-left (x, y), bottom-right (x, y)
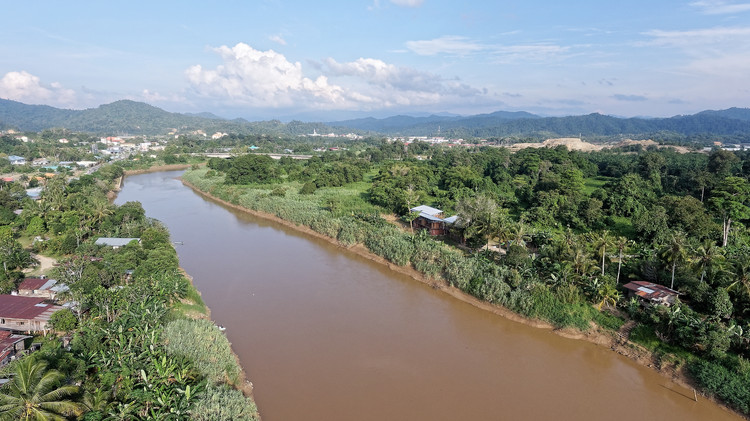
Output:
top-left (116, 170), bottom-right (742, 421)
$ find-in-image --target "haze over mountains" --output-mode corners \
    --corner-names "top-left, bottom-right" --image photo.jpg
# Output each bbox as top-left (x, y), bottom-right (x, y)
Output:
top-left (1, 98), bottom-right (750, 140)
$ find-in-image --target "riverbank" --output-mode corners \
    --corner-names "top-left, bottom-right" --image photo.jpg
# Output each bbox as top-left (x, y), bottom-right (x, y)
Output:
top-left (111, 171), bottom-right (260, 418)
top-left (179, 177), bottom-right (743, 418)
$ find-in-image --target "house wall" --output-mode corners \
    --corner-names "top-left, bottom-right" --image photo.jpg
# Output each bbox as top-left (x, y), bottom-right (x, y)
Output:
top-left (0, 317), bottom-right (47, 332)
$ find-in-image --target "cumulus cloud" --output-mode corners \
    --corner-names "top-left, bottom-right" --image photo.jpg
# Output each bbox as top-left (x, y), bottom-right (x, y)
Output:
top-left (185, 42), bottom-right (486, 111)
top-left (185, 43), bottom-right (356, 108)
top-left (690, 0), bottom-right (750, 14)
top-left (0, 71), bottom-right (76, 106)
top-left (322, 57), bottom-right (481, 96)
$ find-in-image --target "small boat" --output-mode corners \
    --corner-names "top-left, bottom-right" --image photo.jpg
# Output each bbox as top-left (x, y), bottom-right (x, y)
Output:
top-left (217, 325), bottom-right (226, 332)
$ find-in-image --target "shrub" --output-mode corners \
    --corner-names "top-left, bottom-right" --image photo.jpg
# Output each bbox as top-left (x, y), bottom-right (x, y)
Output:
top-left (299, 182), bottom-right (317, 195)
top-left (164, 319), bottom-right (242, 385)
top-left (192, 385), bottom-right (259, 421)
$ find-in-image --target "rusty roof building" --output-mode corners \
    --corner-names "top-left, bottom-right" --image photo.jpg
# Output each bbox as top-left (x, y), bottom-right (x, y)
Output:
top-left (0, 295), bottom-right (62, 333)
top-left (622, 281), bottom-right (679, 306)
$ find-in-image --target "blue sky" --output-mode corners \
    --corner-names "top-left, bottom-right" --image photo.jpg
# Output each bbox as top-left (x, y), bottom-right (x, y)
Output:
top-left (1, 0), bottom-right (748, 120)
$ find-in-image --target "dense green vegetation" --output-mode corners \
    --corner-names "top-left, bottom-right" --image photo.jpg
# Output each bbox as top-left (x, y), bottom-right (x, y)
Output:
top-left (0, 166), bottom-right (258, 420)
top-left (186, 141), bottom-right (750, 415)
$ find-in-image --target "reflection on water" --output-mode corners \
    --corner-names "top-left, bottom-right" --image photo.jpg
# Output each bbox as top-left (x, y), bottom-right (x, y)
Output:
top-left (116, 171), bottom-right (741, 421)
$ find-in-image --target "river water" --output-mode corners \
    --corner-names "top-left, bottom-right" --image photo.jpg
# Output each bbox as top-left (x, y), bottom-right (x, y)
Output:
top-left (116, 170), bottom-right (741, 421)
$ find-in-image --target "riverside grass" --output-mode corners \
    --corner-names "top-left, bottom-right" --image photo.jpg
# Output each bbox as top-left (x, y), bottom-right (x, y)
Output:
top-left (182, 168), bottom-right (612, 331)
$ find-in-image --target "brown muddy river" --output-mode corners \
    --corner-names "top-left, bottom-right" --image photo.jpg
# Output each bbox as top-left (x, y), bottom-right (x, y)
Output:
top-left (116, 170), bottom-right (742, 421)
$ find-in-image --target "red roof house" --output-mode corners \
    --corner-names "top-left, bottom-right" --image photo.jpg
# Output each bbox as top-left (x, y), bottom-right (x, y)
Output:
top-left (0, 295), bottom-right (62, 333)
top-left (622, 281), bottom-right (679, 306)
top-left (17, 278), bottom-right (65, 299)
top-left (0, 330), bottom-right (30, 367)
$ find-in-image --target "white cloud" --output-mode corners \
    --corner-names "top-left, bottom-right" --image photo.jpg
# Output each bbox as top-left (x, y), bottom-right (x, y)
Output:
top-left (390, 0), bottom-right (424, 7)
top-left (185, 43), bottom-right (486, 112)
top-left (405, 36), bottom-right (568, 62)
top-left (406, 36), bottom-right (485, 56)
top-left (643, 26), bottom-right (750, 77)
top-left (137, 89), bottom-right (187, 104)
top-left (269, 34), bottom-right (287, 46)
top-left (0, 71), bottom-right (76, 106)
top-left (644, 26), bottom-right (750, 47)
top-left (185, 43), bottom-right (356, 108)
top-left (322, 57), bottom-right (481, 97)
top-left (690, 0), bottom-right (750, 14)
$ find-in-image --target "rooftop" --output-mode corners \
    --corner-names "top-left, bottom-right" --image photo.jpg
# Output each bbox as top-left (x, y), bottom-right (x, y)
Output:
top-left (623, 281), bottom-right (678, 301)
top-left (0, 295), bottom-right (57, 320)
top-left (95, 237), bottom-right (140, 247)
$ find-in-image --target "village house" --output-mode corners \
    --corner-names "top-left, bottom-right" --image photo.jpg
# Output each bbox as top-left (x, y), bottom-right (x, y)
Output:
top-left (95, 237), bottom-right (141, 249)
top-left (31, 157), bottom-right (50, 166)
top-left (7, 155), bottom-right (26, 165)
top-left (410, 205), bottom-right (458, 236)
top-left (622, 281), bottom-right (679, 306)
top-left (0, 295), bottom-right (62, 333)
top-left (15, 278), bottom-right (67, 300)
top-left (0, 331), bottom-right (31, 367)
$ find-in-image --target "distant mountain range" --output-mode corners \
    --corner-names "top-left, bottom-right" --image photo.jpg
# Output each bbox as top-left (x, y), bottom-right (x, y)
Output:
top-left (1, 98), bottom-right (750, 140)
top-left (0, 99), bottom-right (332, 136)
top-left (329, 108), bottom-right (750, 139)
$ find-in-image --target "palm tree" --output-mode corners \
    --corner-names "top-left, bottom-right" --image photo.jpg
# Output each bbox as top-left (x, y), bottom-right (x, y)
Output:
top-left (660, 231), bottom-right (688, 290)
top-left (613, 236), bottom-right (633, 284)
top-left (596, 282), bottom-right (622, 310)
top-left (691, 240), bottom-right (725, 284)
top-left (0, 358), bottom-right (81, 420)
top-left (591, 230), bottom-right (612, 276)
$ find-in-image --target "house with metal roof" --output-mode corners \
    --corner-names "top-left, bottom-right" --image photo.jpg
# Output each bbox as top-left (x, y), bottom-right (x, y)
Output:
top-left (95, 237), bottom-right (141, 249)
top-left (409, 205), bottom-right (458, 236)
top-left (7, 155), bottom-right (26, 165)
top-left (16, 278), bottom-right (67, 300)
top-left (0, 295), bottom-right (63, 333)
top-left (622, 281), bottom-right (679, 306)
top-left (0, 331), bottom-right (31, 367)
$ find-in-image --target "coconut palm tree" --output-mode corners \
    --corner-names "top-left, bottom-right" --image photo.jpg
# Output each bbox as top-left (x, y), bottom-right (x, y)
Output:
top-left (691, 240), bottom-right (725, 284)
top-left (590, 230), bottom-right (612, 276)
top-left (0, 358), bottom-right (82, 420)
top-left (660, 231), bottom-right (688, 290)
top-left (613, 236), bottom-right (633, 284)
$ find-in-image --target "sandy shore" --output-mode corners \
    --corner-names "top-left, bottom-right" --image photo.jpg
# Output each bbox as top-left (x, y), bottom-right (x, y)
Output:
top-left (180, 177), bottom-right (744, 419)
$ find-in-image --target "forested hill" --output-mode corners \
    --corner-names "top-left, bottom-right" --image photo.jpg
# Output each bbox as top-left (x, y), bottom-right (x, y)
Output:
top-left (2, 98), bottom-right (750, 140)
top-left (0, 99), bottom-right (334, 136)
top-left (330, 108), bottom-right (750, 139)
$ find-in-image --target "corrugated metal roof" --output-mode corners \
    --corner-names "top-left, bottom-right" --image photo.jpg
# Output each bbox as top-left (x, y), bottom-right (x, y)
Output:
top-left (18, 278), bottom-right (48, 291)
top-left (623, 281), bottom-right (678, 301)
top-left (418, 212), bottom-right (444, 222)
top-left (410, 205), bottom-right (443, 216)
top-left (95, 237), bottom-right (140, 247)
top-left (0, 295), bottom-right (52, 319)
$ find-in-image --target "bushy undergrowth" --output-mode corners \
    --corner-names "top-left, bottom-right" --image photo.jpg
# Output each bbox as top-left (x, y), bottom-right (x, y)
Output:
top-left (164, 318), bottom-right (242, 385)
top-left (191, 384), bottom-right (260, 421)
top-left (690, 359), bottom-right (750, 414)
